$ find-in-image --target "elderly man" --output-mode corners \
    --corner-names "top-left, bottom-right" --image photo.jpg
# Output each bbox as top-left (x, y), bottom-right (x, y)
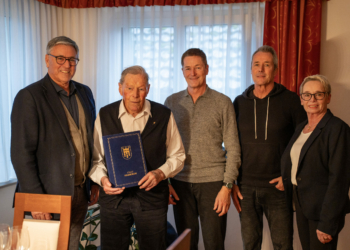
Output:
top-left (164, 48), bottom-right (241, 250)
top-left (232, 45), bottom-right (307, 250)
top-left (11, 36), bottom-right (98, 250)
top-left (89, 65), bottom-right (185, 250)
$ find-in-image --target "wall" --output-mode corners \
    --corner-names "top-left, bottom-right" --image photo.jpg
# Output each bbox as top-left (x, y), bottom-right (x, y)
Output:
top-left (0, 183), bottom-right (16, 226)
top-left (321, 1), bottom-right (350, 124)
top-left (320, 1), bottom-right (350, 249)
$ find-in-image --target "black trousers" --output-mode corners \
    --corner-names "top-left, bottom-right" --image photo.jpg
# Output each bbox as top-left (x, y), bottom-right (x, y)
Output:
top-left (69, 186), bottom-right (88, 250)
top-left (293, 186), bottom-right (339, 250)
top-left (100, 192), bottom-right (168, 250)
top-left (171, 179), bottom-right (227, 250)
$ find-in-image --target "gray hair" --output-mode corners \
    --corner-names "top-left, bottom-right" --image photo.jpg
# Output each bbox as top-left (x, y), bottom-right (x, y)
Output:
top-left (119, 66), bottom-right (149, 86)
top-left (251, 45), bottom-right (278, 70)
top-left (299, 74), bottom-right (331, 94)
top-left (46, 36), bottom-right (79, 55)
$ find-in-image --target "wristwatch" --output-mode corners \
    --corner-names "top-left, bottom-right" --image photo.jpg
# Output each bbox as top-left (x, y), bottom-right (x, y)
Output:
top-left (223, 182), bottom-right (233, 189)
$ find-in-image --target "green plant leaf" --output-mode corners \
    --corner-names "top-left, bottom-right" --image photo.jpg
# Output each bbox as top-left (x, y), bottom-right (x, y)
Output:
top-left (81, 232), bottom-right (88, 241)
top-left (87, 210), bottom-right (94, 217)
top-left (79, 243), bottom-right (85, 250)
top-left (90, 220), bottom-right (96, 226)
top-left (86, 245), bottom-right (97, 250)
top-left (88, 233), bottom-right (98, 241)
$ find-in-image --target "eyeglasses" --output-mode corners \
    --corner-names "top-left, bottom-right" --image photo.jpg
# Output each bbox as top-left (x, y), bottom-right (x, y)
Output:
top-left (300, 92), bottom-right (327, 101)
top-left (48, 54), bottom-right (79, 66)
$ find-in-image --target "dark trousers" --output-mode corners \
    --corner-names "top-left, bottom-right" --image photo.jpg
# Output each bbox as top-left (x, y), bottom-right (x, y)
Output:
top-left (171, 179), bottom-right (227, 250)
top-left (69, 186), bottom-right (88, 250)
top-left (239, 185), bottom-right (293, 250)
top-left (293, 187), bottom-right (339, 250)
top-left (100, 193), bottom-right (168, 250)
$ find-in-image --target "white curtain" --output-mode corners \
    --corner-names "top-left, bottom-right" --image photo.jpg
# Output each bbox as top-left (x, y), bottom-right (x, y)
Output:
top-left (95, 4), bottom-right (265, 108)
top-left (0, 0), bottom-right (264, 183)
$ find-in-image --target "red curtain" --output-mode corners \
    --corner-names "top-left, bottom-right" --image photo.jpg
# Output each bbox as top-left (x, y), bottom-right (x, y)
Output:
top-left (263, 0), bottom-right (322, 94)
top-left (36, 0), bottom-right (267, 8)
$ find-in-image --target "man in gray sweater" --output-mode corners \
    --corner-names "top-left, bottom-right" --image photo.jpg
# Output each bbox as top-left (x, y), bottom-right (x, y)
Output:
top-left (164, 48), bottom-right (241, 250)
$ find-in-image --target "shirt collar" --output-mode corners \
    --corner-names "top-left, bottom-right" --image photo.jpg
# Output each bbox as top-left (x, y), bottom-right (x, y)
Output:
top-left (119, 99), bottom-right (152, 119)
top-left (49, 75), bottom-right (76, 96)
top-left (183, 84), bottom-right (211, 98)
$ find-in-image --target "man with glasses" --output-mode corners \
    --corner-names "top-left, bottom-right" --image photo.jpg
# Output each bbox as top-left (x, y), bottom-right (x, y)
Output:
top-left (232, 45), bottom-right (307, 250)
top-left (11, 36), bottom-right (98, 250)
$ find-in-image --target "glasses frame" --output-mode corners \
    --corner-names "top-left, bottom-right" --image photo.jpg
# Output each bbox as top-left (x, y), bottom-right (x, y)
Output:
top-left (300, 92), bottom-right (328, 101)
top-left (48, 54), bottom-right (79, 66)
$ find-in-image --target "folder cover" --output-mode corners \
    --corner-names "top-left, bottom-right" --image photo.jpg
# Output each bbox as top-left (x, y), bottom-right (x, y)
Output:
top-left (103, 131), bottom-right (148, 188)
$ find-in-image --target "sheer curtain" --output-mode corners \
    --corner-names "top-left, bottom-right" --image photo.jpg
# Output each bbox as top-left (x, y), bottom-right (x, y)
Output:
top-left (0, 0), bottom-right (264, 183)
top-left (0, 0), bottom-right (100, 184)
top-left (96, 4), bottom-right (265, 108)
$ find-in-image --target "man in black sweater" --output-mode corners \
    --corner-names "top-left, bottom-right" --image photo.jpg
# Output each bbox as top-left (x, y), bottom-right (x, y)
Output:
top-left (232, 45), bottom-right (306, 250)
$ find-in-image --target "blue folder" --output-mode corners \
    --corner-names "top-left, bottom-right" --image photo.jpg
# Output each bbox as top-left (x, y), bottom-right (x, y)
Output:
top-left (102, 131), bottom-right (148, 188)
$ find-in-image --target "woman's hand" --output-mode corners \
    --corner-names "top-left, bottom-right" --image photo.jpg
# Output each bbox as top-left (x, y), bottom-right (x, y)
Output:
top-left (316, 229), bottom-right (333, 244)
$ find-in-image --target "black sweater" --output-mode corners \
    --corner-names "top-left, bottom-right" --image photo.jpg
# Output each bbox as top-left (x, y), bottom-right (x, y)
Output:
top-left (233, 83), bottom-right (307, 187)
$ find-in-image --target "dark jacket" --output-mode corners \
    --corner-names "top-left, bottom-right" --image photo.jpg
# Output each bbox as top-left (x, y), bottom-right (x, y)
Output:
top-left (11, 74), bottom-right (96, 199)
top-left (281, 110), bottom-right (350, 236)
top-left (98, 100), bottom-right (171, 210)
top-left (233, 83), bottom-right (306, 187)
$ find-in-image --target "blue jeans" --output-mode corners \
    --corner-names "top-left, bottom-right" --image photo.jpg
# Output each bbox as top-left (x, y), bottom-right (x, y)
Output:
top-left (239, 185), bottom-right (293, 250)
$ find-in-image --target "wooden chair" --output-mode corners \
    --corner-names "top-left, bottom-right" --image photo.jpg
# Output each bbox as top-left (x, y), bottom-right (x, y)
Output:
top-left (167, 229), bottom-right (191, 250)
top-left (13, 193), bottom-right (71, 250)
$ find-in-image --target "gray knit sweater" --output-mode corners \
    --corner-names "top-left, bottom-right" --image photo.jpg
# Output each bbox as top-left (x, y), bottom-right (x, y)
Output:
top-left (164, 86), bottom-right (241, 184)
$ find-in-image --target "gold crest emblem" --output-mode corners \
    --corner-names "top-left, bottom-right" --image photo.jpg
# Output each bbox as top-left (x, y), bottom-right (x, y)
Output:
top-left (121, 146), bottom-right (132, 160)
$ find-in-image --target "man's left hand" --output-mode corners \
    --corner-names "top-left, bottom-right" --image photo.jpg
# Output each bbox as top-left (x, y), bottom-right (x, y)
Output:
top-left (269, 176), bottom-right (284, 191)
top-left (213, 186), bottom-right (231, 216)
top-left (89, 184), bottom-right (99, 206)
top-left (138, 169), bottom-right (165, 191)
top-left (316, 229), bottom-right (333, 244)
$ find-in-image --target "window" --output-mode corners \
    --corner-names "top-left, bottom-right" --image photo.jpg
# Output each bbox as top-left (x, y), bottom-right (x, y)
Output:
top-left (0, 1), bottom-right (264, 184)
top-left (130, 27), bottom-right (175, 102)
top-left (185, 24), bottom-right (243, 94)
top-left (0, 15), bottom-right (16, 185)
top-left (96, 3), bottom-right (265, 108)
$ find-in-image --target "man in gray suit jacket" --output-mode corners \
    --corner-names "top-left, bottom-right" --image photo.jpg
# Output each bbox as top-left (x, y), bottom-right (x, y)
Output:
top-left (11, 36), bottom-right (98, 250)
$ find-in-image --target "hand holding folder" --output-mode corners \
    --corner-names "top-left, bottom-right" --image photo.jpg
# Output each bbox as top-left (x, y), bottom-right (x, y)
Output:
top-left (138, 169), bottom-right (166, 191)
top-left (101, 176), bottom-right (125, 195)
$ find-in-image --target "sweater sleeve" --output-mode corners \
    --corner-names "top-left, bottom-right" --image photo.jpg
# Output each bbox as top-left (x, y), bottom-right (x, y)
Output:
top-left (222, 98), bottom-right (241, 183)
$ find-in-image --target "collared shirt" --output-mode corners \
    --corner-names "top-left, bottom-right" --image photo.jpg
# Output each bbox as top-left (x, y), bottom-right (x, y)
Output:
top-left (89, 100), bottom-right (186, 186)
top-left (50, 76), bottom-right (79, 127)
